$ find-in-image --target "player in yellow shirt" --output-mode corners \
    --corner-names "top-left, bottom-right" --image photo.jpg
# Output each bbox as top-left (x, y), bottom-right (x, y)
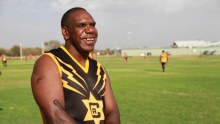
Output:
top-left (1, 53), bottom-right (7, 67)
top-left (124, 52), bottom-right (128, 63)
top-left (160, 50), bottom-right (168, 72)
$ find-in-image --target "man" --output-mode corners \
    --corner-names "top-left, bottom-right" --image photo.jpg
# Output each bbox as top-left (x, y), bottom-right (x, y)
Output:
top-left (123, 52), bottom-right (128, 63)
top-left (1, 53), bottom-right (7, 67)
top-left (160, 50), bottom-right (168, 72)
top-left (31, 7), bottom-right (120, 124)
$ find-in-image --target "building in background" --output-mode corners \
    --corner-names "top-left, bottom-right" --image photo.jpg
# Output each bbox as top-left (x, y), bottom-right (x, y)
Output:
top-left (120, 40), bottom-right (220, 56)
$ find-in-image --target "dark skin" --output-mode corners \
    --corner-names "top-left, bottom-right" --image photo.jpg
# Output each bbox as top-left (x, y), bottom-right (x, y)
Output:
top-left (31, 9), bottom-right (120, 124)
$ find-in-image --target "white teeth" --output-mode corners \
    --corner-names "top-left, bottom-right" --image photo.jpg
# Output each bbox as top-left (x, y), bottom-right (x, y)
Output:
top-left (86, 38), bottom-right (94, 41)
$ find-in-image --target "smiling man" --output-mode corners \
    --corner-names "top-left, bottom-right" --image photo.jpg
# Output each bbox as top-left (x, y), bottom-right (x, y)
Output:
top-left (31, 7), bottom-right (120, 124)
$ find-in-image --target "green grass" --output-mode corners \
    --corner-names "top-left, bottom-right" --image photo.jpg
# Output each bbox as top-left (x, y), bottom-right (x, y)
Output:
top-left (0, 60), bottom-right (41, 124)
top-left (0, 56), bottom-right (220, 124)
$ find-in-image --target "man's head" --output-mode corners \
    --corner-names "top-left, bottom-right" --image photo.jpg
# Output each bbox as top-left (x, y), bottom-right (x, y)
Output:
top-left (61, 7), bottom-right (98, 54)
top-left (61, 7), bottom-right (87, 27)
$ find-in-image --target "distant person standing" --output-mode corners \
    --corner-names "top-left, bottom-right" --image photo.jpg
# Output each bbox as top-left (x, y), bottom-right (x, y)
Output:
top-left (1, 53), bottom-right (7, 67)
top-left (160, 50), bottom-right (168, 72)
top-left (124, 52), bottom-right (128, 63)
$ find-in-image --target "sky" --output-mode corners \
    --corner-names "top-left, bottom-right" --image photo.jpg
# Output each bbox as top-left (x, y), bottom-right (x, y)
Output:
top-left (0, 0), bottom-right (220, 50)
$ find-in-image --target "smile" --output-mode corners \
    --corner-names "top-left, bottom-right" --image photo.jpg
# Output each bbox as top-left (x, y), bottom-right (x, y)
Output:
top-left (81, 37), bottom-right (96, 45)
top-left (85, 37), bottom-right (95, 41)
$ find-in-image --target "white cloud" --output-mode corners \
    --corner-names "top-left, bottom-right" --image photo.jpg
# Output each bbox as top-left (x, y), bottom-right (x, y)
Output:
top-left (148, 0), bottom-right (220, 14)
top-left (51, 0), bottom-right (96, 10)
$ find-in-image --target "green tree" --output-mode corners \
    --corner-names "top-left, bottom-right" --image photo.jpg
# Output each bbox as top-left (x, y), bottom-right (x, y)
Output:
top-left (23, 48), bottom-right (32, 56)
top-left (104, 48), bottom-right (114, 55)
top-left (31, 47), bottom-right (42, 55)
top-left (44, 40), bottom-right (61, 52)
top-left (0, 47), bottom-right (6, 55)
top-left (10, 45), bottom-right (20, 56)
top-left (23, 47), bottom-right (42, 56)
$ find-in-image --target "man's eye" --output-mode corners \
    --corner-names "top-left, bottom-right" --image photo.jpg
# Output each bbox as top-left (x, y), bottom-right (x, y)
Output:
top-left (78, 23), bottom-right (86, 27)
top-left (91, 22), bottom-right (96, 27)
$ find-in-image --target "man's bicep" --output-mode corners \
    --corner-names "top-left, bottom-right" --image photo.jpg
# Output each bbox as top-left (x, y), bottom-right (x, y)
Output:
top-left (104, 73), bottom-right (118, 112)
top-left (104, 73), bottom-right (121, 124)
top-left (31, 55), bottom-right (64, 115)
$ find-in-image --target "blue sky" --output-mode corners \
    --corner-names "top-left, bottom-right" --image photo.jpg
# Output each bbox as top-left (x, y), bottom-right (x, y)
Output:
top-left (1, 0), bottom-right (220, 49)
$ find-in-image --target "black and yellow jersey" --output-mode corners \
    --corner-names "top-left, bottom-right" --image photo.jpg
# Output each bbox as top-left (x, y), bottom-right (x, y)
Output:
top-left (45, 46), bottom-right (106, 124)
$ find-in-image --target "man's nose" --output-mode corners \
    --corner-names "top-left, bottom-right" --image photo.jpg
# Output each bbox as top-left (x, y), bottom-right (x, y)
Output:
top-left (85, 26), bottom-right (96, 33)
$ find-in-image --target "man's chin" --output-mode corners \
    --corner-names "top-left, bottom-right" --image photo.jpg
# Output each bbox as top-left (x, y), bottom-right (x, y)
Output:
top-left (85, 46), bottom-right (95, 52)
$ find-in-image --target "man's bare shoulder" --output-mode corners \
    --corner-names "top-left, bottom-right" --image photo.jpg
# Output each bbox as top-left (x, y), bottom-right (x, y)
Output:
top-left (32, 54), bottom-right (60, 76)
top-left (35, 54), bottom-right (57, 67)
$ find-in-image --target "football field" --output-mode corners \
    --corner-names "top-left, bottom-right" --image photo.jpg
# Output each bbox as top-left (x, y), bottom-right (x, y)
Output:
top-left (0, 55), bottom-right (220, 124)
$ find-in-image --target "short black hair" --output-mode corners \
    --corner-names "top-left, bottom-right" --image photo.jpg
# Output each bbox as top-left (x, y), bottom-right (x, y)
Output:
top-left (61, 7), bottom-right (87, 27)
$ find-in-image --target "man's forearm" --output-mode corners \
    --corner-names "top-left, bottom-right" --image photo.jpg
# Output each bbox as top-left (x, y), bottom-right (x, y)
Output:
top-left (43, 99), bottom-right (77, 124)
top-left (105, 111), bottom-right (121, 124)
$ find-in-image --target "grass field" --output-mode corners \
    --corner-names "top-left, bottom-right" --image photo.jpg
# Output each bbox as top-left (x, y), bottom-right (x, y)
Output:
top-left (0, 55), bottom-right (220, 124)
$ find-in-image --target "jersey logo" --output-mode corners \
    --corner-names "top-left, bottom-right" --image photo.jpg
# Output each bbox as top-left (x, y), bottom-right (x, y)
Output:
top-left (82, 92), bottom-right (104, 124)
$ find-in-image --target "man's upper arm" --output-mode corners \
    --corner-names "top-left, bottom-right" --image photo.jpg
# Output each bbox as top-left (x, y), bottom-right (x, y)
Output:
top-left (31, 55), bottom-right (64, 119)
top-left (104, 73), bottom-right (120, 124)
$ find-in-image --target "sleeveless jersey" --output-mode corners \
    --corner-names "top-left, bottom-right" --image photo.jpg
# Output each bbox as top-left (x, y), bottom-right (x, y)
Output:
top-left (45, 46), bottom-right (106, 124)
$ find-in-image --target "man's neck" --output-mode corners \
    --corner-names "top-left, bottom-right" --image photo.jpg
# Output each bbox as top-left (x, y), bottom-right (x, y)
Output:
top-left (64, 45), bottom-right (89, 67)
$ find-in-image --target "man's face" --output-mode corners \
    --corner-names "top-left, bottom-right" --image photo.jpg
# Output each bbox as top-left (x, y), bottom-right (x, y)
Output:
top-left (66, 10), bottom-right (98, 53)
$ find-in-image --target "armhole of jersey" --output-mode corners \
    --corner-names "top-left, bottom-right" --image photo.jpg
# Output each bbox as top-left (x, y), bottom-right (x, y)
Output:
top-left (43, 53), bottom-right (62, 78)
top-left (98, 61), bottom-right (107, 97)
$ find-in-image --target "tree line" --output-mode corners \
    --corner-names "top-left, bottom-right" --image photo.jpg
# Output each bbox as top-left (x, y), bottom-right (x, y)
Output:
top-left (0, 40), bottom-right (61, 57)
top-left (0, 40), bottom-right (115, 57)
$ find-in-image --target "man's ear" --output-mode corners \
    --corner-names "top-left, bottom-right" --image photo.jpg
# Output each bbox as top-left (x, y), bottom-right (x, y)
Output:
top-left (61, 27), bottom-right (69, 40)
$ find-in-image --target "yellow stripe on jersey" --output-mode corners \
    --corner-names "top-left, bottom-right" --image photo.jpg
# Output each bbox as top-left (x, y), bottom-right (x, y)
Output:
top-left (44, 53), bottom-right (62, 77)
top-left (62, 69), bottom-right (87, 93)
top-left (62, 79), bottom-right (86, 97)
top-left (99, 72), bottom-right (106, 95)
top-left (55, 57), bottom-right (88, 89)
top-left (60, 46), bottom-right (89, 73)
top-left (93, 62), bottom-right (101, 90)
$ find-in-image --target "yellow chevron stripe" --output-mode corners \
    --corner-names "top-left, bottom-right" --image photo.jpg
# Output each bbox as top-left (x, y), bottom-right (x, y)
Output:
top-left (98, 72), bottom-right (106, 94)
top-left (56, 57), bottom-right (88, 88)
top-left (101, 92), bottom-right (105, 97)
top-left (62, 69), bottom-right (87, 92)
top-left (62, 79), bottom-right (85, 97)
top-left (93, 62), bottom-right (101, 90)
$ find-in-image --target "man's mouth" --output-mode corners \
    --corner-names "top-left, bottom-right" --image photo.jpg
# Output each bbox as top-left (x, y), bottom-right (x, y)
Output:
top-left (82, 37), bottom-right (96, 44)
top-left (85, 37), bottom-right (95, 41)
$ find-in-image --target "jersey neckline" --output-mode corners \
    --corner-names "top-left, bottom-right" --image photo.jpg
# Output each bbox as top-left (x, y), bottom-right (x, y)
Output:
top-left (60, 46), bottom-right (89, 73)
